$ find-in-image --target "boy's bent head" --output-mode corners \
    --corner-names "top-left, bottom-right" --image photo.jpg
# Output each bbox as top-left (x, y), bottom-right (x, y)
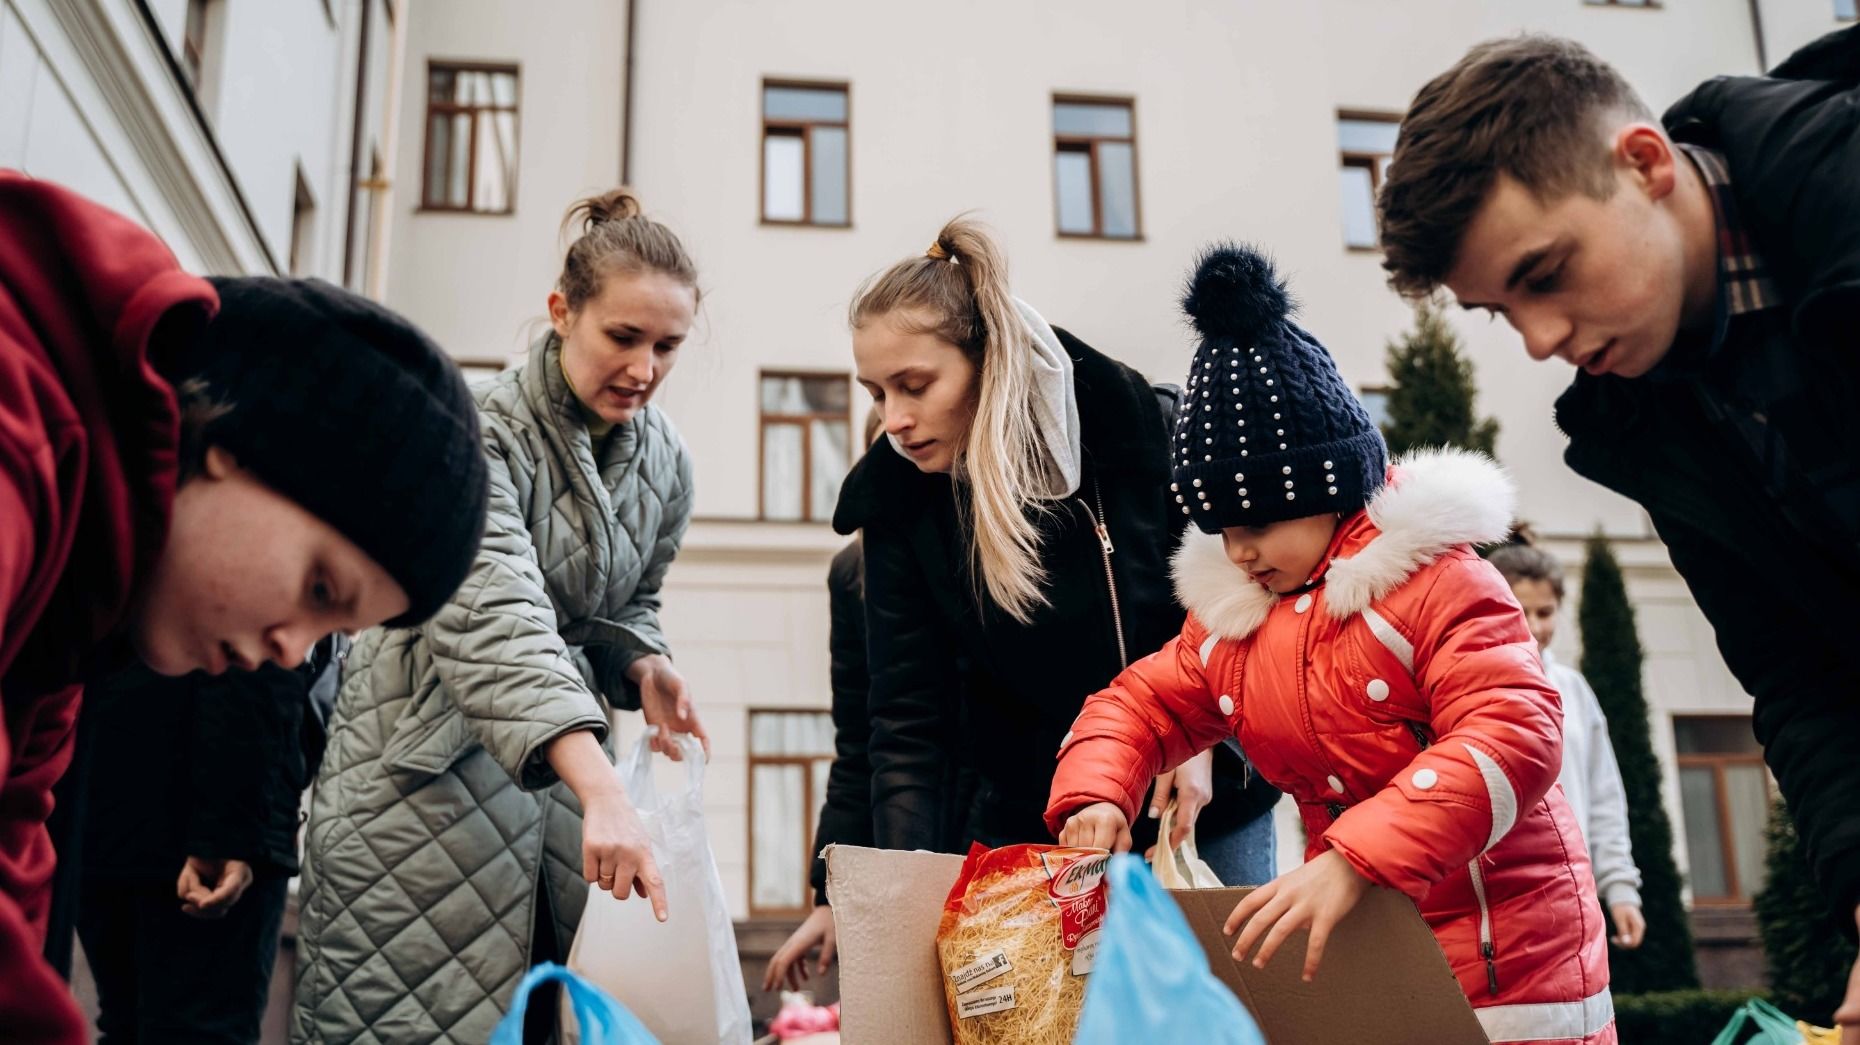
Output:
top-left (1380, 36), bottom-right (1708, 379)
top-left (1380, 35), bottom-right (1651, 298)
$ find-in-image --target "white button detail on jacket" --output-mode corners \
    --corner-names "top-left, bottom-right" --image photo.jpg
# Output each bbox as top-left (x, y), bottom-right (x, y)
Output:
top-left (1218, 694), bottom-right (1235, 717)
top-left (1327, 775), bottom-right (1344, 794)
top-left (1412, 768), bottom-right (1439, 790)
top-left (1367, 679), bottom-right (1391, 702)
top-left (1294, 594), bottom-right (1313, 614)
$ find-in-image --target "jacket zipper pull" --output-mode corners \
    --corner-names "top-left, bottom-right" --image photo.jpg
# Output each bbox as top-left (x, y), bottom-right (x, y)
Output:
top-left (1482, 941), bottom-right (1499, 996)
top-left (1094, 521), bottom-right (1115, 556)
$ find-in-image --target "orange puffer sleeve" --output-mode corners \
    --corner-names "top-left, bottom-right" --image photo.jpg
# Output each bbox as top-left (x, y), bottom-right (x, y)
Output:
top-left (1323, 551), bottom-right (1563, 897)
top-left (1043, 613), bottom-right (1237, 838)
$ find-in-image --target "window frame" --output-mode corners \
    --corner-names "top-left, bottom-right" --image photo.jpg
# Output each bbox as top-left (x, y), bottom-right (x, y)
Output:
top-left (1052, 93), bottom-right (1143, 242)
top-left (745, 707), bottom-right (836, 918)
top-left (1674, 714), bottom-right (1771, 906)
top-left (182, 0), bottom-right (209, 83)
top-left (759, 79), bottom-right (852, 228)
top-left (757, 370), bottom-right (852, 523)
top-left (1337, 110), bottom-right (1402, 253)
top-left (288, 165), bottom-right (317, 277)
top-left (419, 60), bottom-right (522, 216)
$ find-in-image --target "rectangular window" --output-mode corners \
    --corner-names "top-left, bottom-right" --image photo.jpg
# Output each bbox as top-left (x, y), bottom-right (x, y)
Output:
top-left (1839, 0), bottom-right (1857, 20)
top-left (747, 709), bottom-right (836, 916)
top-left (1674, 715), bottom-right (1770, 904)
top-left (761, 82), bottom-right (850, 226)
top-left (1338, 113), bottom-right (1400, 250)
top-left (421, 62), bottom-right (520, 214)
top-left (759, 372), bottom-right (851, 522)
top-left (1357, 386), bottom-right (1392, 432)
top-left (1053, 97), bottom-right (1140, 240)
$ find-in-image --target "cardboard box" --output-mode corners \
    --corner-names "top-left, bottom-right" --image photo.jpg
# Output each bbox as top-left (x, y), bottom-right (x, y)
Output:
top-left (824, 844), bottom-right (1488, 1045)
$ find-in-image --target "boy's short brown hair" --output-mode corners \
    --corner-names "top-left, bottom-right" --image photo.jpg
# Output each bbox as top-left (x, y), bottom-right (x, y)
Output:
top-left (1378, 35), bottom-right (1654, 299)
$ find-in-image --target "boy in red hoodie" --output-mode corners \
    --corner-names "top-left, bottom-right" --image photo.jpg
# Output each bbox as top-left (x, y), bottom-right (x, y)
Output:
top-left (1046, 246), bottom-right (1613, 1043)
top-left (0, 170), bottom-right (489, 1042)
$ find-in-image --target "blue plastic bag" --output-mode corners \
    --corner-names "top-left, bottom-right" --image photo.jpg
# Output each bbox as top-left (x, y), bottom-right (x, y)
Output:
top-left (1073, 854), bottom-right (1266, 1045)
top-left (490, 962), bottom-right (661, 1045)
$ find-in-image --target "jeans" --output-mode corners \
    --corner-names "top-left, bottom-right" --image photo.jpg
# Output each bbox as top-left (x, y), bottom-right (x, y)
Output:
top-left (1195, 807), bottom-right (1278, 887)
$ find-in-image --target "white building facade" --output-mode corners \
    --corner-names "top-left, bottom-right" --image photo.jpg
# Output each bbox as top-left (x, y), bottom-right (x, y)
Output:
top-left (2, 0), bottom-right (402, 287)
top-left (375, 0), bottom-right (1854, 985)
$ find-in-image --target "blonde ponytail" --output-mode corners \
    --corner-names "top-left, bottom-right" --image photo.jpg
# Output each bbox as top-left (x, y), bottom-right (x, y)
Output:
top-left (850, 217), bottom-right (1056, 622)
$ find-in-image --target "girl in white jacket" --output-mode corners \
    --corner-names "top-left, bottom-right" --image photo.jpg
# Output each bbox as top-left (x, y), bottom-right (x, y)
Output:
top-left (1491, 538), bottom-right (1647, 949)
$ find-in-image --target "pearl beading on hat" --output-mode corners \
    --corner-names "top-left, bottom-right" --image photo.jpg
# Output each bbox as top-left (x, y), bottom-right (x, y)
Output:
top-left (1174, 339), bottom-right (1352, 518)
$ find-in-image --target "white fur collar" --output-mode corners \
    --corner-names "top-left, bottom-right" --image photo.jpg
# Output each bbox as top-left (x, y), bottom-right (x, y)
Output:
top-left (1172, 448), bottom-right (1516, 640)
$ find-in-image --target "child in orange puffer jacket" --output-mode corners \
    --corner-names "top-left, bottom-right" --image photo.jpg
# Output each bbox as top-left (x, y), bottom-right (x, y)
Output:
top-left (1045, 246), bottom-right (1614, 1044)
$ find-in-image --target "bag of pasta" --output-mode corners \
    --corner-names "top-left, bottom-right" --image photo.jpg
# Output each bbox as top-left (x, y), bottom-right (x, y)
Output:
top-left (935, 843), bottom-right (1109, 1044)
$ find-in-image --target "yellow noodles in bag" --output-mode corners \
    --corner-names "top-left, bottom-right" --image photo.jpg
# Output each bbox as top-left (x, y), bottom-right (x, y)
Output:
top-left (935, 843), bottom-right (1109, 1044)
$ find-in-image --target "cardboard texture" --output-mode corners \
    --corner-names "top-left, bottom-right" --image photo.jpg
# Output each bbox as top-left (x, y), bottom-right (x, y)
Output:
top-left (826, 845), bottom-right (968, 1045)
top-left (826, 845), bottom-right (1490, 1045)
top-left (1171, 885), bottom-right (1488, 1044)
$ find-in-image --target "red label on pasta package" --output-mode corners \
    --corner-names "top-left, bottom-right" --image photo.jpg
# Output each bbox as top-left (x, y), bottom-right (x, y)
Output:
top-left (1040, 849), bottom-right (1109, 951)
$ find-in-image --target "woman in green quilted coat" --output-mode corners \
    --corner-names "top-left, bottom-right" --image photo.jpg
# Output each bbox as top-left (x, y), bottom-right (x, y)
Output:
top-left (290, 190), bottom-right (709, 1045)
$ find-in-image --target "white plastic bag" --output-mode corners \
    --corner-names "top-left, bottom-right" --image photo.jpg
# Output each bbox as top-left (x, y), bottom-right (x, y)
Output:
top-left (1151, 800), bottom-right (1224, 889)
top-left (567, 729), bottom-right (753, 1044)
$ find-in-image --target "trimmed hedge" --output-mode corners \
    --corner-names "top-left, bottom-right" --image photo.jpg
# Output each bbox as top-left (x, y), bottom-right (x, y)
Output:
top-left (1613, 989), bottom-right (1764, 1043)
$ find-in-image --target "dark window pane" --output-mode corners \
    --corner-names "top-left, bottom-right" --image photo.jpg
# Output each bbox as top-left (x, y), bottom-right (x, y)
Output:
top-left (1337, 119), bottom-right (1400, 156)
top-left (763, 133), bottom-right (804, 221)
top-left (762, 422), bottom-right (803, 521)
top-left (1055, 149), bottom-right (1094, 234)
top-left (490, 70), bottom-right (518, 107)
top-left (1725, 764), bottom-right (1770, 898)
top-left (764, 85), bottom-right (846, 122)
top-left (1097, 141), bottom-right (1137, 238)
top-left (472, 110), bottom-right (515, 211)
top-left (750, 763), bottom-right (805, 909)
top-left (1679, 765), bottom-right (1729, 898)
top-left (426, 115), bottom-right (452, 204)
top-left (1339, 164), bottom-right (1376, 248)
top-left (1053, 102), bottom-right (1131, 137)
top-left (447, 113), bottom-right (471, 206)
top-left (811, 126), bottom-right (847, 225)
top-left (810, 418), bottom-right (850, 520)
top-left (1674, 716), bottom-right (1760, 756)
top-left (750, 710), bottom-right (835, 755)
top-left (761, 375), bottom-right (848, 415)
top-left (1358, 388), bottom-right (1390, 430)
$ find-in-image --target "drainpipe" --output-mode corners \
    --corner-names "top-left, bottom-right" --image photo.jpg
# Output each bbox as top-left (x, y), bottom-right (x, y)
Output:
top-left (622, 0), bottom-right (637, 185)
top-left (1747, 0), bottom-right (1769, 71)
top-left (342, 0), bottom-right (374, 289)
top-left (364, 0), bottom-right (407, 301)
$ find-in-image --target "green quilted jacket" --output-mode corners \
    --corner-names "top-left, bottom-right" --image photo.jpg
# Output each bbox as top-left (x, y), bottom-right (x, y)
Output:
top-left (290, 334), bottom-right (693, 1043)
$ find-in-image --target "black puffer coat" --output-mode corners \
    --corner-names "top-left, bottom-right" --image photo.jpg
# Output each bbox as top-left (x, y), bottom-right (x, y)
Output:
top-left (834, 328), bottom-right (1279, 853)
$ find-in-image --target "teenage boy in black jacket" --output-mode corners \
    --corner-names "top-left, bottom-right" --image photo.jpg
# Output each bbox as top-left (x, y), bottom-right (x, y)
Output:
top-left (1378, 27), bottom-right (1860, 1033)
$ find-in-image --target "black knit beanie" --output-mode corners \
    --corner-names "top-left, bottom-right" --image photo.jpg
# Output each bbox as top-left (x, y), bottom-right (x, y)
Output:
top-left (175, 277), bottom-right (489, 626)
top-left (1170, 245), bottom-right (1387, 534)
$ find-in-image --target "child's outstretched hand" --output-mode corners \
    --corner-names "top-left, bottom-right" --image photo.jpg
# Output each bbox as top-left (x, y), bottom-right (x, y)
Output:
top-left (1225, 849), bottom-right (1371, 982)
top-left (1059, 801), bottom-right (1132, 853)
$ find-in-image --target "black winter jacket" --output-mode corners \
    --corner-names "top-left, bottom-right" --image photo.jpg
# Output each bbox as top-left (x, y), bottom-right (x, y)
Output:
top-left (1556, 26), bottom-right (1860, 928)
top-left (833, 328), bottom-right (1279, 854)
top-left (80, 645), bottom-right (335, 879)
